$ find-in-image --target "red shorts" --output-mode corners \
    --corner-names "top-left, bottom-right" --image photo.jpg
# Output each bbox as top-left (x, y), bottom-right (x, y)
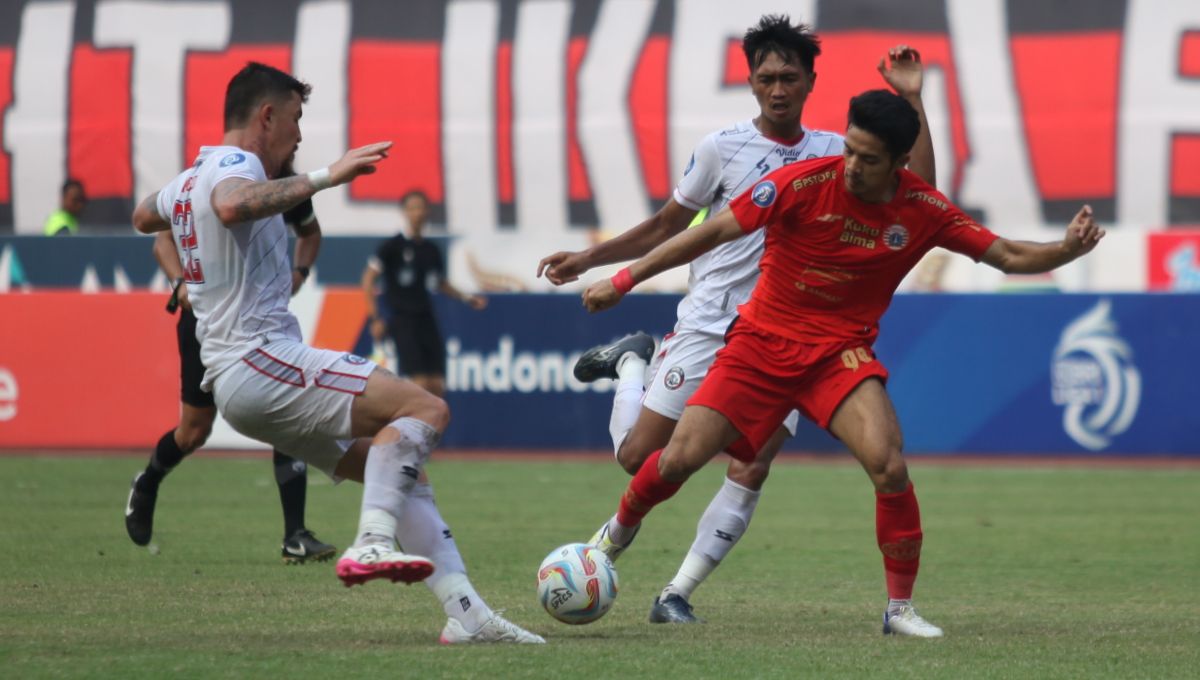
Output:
top-left (686, 320), bottom-right (888, 462)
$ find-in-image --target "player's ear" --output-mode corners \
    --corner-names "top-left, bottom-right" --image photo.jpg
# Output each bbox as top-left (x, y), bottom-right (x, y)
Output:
top-left (893, 151), bottom-right (911, 172)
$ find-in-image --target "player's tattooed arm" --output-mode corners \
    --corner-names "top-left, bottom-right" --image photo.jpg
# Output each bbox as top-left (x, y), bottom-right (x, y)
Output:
top-left (132, 191), bottom-right (170, 234)
top-left (211, 175), bottom-right (316, 226)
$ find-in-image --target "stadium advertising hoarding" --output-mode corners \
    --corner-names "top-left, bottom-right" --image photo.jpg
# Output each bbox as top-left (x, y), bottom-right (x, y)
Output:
top-left (0, 0), bottom-right (1198, 236)
top-left (11, 290), bottom-right (1194, 454)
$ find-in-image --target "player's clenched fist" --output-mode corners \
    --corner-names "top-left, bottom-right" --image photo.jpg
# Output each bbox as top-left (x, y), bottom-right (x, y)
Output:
top-left (582, 279), bottom-right (622, 313)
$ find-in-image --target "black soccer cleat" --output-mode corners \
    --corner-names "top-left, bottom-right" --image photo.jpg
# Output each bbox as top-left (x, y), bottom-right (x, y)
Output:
top-left (125, 472), bottom-right (158, 547)
top-left (282, 529), bottom-right (337, 565)
top-left (573, 332), bottom-right (656, 383)
top-left (648, 593), bottom-right (703, 624)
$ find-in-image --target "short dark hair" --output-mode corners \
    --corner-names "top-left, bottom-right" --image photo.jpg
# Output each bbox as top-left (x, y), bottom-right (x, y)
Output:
top-left (61, 178), bottom-right (84, 196)
top-left (223, 62), bottom-right (311, 131)
top-left (742, 14), bottom-right (821, 75)
top-left (400, 190), bottom-right (429, 207)
top-left (847, 90), bottom-right (921, 160)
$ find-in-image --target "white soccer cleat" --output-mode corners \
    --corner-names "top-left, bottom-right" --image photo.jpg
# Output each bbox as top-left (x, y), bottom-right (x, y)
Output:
top-left (587, 520), bottom-right (639, 563)
top-left (882, 604), bottom-right (944, 638)
top-left (439, 612), bottom-right (546, 644)
top-left (335, 544), bottom-right (434, 587)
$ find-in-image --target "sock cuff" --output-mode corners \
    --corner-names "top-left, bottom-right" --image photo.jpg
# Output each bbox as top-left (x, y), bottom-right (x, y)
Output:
top-left (875, 481), bottom-right (914, 501)
top-left (410, 482), bottom-right (434, 500)
top-left (719, 476), bottom-right (761, 506)
top-left (391, 417), bottom-right (442, 449)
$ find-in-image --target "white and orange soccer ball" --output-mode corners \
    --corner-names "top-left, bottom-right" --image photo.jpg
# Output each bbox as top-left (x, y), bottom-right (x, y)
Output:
top-left (536, 543), bottom-right (619, 624)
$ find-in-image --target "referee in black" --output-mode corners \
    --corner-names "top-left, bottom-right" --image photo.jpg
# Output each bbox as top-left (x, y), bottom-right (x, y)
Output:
top-left (361, 190), bottom-right (486, 397)
top-left (126, 172), bottom-right (335, 564)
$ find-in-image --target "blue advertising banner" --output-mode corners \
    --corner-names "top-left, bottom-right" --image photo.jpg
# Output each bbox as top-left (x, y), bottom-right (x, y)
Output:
top-left (427, 293), bottom-right (1197, 456)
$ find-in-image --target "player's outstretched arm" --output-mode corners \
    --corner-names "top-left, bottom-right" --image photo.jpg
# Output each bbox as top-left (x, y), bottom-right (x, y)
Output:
top-left (132, 191), bottom-right (170, 234)
top-left (211, 142), bottom-right (392, 226)
top-left (981, 205), bottom-right (1105, 274)
top-left (878, 46), bottom-right (935, 186)
top-left (537, 199), bottom-right (698, 285)
top-left (582, 207), bottom-right (743, 312)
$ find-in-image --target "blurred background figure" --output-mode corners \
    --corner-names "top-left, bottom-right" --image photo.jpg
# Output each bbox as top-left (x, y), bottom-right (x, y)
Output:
top-left (362, 190), bottom-right (487, 397)
top-left (43, 179), bottom-right (87, 236)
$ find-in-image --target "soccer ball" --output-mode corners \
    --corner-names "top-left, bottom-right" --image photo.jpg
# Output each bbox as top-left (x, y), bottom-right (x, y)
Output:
top-left (536, 543), bottom-right (619, 624)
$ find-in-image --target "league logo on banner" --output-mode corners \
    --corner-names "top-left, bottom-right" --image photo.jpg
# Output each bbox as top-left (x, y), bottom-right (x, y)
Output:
top-left (1050, 299), bottom-right (1141, 450)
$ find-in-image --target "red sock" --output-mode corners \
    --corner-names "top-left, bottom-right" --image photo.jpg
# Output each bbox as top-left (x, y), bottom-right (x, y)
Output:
top-left (876, 482), bottom-right (923, 600)
top-left (615, 449), bottom-right (683, 527)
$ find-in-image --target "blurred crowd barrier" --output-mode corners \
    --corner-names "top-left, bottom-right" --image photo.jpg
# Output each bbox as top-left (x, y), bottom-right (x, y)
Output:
top-left (2, 290), bottom-right (1196, 456)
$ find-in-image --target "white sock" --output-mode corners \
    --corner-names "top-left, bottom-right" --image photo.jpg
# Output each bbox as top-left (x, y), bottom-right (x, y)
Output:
top-left (606, 513), bottom-right (638, 546)
top-left (661, 551), bottom-right (715, 601)
top-left (355, 418), bottom-right (440, 548)
top-left (888, 598), bottom-right (912, 613)
top-left (395, 482), bottom-right (491, 632)
top-left (609, 354), bottom-right (647, 454)
top-left (664, 477), bottom-right (761, 598)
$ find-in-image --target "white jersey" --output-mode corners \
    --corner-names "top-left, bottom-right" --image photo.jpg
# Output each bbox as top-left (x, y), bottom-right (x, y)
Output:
top-left (671, 121), bottom-right (844, 332)
top-left (157, 145), bottom-right (301, 390)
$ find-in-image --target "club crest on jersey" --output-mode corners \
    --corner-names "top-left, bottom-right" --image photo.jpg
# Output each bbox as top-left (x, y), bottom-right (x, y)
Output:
top-left (751, 180), bottom-right (777, 208)
top-left (883, 224), bottom-right (909, 250)
top-left (664, 367), bottom-right (685, 390)
top-left (220, 152), bottom-right (246, 167)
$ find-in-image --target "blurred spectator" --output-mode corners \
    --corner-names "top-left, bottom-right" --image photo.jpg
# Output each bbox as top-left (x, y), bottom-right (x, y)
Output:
top-left (43, 179), bottom-right (87, 236)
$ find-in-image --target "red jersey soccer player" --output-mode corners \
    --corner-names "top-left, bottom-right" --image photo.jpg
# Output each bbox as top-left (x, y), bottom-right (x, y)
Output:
top-left (581, 89), bottom-right (1104, 638)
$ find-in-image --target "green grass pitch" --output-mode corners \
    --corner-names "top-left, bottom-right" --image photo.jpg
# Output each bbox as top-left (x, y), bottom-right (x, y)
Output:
top-left (1, 454), bottom-right (1197, 679)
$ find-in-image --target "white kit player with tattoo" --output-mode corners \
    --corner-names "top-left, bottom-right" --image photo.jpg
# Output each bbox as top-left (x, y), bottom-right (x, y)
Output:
top-left (537, 16), bottom-right (936, 626)
top-left (133, 62), bottom-right (542, 644)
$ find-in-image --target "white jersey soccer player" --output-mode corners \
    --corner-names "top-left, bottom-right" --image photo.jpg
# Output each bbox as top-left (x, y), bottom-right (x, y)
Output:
top-left (135, 62), bottom-right (542, 644)
top-left (644, 122), bottom-right (843, 427)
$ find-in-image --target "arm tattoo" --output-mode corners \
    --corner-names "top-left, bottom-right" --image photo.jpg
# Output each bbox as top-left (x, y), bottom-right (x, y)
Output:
top-left (223, 175), bottom-right (315, 223)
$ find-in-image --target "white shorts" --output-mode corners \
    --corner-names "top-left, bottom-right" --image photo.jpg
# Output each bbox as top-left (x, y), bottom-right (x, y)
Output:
top-left (212, 340), bottom-right (377, 478)
top-left (644, 325), bottom-right (801, 438)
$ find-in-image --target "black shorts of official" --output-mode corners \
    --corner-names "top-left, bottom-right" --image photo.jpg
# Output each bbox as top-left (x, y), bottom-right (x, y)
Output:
top-left (388, 311), bottom-right (446, 377)
top-left (178, 308), bottom-right (215, 408)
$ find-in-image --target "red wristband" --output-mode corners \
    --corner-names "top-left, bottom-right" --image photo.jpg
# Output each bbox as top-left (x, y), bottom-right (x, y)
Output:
top-left (611, 267), bottom-right (636, 294)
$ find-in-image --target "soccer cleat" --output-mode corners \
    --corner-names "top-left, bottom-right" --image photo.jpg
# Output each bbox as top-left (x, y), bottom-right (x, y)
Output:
top-left (587, 520), bottom-right (639, 563)
top-left (648, 593), bottom-right (702, 624)
top-left (281, 529), bottom-right (336, 565)
top-left (573, 332), bottom-right (655, 383)
top-left (335, 544), bottom-right (435, 587)
top-left (124, 472), bottom-right (158, 547)
top-left (439, 612), bottom-right (546, 645)
top-left (882, 605), bottom-right (944, 638)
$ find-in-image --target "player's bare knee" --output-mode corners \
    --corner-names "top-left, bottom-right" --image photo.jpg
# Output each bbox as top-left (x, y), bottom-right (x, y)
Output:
top-left (177, 422), bottom-right (212, 453)
top-left (728, 459), bottom-right (770, 490)
top-left (402, 393), bottom-right (449, 433)
top-left (615, 443), bottom-right (648, 475)
top-left (868, 454), bottom-right (908, 493)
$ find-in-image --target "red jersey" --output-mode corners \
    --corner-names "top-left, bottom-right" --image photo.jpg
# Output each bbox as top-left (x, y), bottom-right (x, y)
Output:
top-left (728, 155), bottom-right (998, 343)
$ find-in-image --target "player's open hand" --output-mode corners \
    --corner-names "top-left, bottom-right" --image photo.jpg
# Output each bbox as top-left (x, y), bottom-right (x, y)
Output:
top-left (878, 46), bottom-right (923, 97)
top-left (329, 141), bottom-right (393, 186)
top-left (537, 250), bottom-right (587, 285)
top-left (1064, 204), bottom-right (1105, 257)
top-left (582, 278), bottom-right (621, 313)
